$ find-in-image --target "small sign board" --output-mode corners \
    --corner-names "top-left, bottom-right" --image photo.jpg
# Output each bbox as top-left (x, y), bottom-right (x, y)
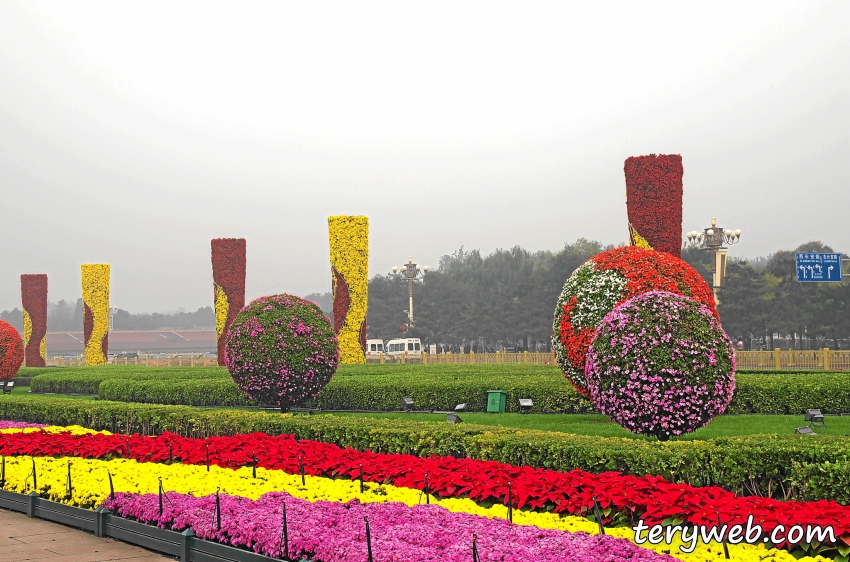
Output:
top-left (795, 253), bottom-right (843, 282)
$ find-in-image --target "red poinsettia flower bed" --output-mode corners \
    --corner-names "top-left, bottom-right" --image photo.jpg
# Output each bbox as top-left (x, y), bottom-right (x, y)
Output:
top-left (2, 429), bottom-right (849, 549)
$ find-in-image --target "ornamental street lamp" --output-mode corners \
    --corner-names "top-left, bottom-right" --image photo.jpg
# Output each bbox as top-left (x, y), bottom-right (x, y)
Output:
top-left (391, 256), bottom-right (429, 327)
top-left (684, 217), bottom-right (742, 305)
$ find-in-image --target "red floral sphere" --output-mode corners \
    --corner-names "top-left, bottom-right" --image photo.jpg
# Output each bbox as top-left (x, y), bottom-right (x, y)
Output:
top-left (0, 320), bottom-right (24, 381)
top-left (551, 246), bottom-right (716, 396)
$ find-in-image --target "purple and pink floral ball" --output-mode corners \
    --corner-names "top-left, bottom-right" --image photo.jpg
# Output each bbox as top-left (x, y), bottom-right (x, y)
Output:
top-left (225, 294), bottom-right (339, 411)
top-left (584, 291), bottom-right (735, 440)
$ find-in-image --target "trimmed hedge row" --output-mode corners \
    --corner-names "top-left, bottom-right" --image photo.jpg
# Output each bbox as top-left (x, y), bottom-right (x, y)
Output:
top-left (30, 367), bottom-right (231, 394)
top-left (1, 395), bottom-right (849, 502)
top-left (27, 366), bottom-right (850, 414)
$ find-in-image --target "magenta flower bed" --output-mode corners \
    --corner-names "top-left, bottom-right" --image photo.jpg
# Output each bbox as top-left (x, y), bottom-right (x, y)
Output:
top-left (0, 420), bottom-right (48, 429)
top-left (101, 492), bottom-right (675, 562)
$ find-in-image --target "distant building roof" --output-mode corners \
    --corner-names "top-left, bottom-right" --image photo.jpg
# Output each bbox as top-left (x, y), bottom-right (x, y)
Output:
top-left (46, 330), bottom-right (216, 355)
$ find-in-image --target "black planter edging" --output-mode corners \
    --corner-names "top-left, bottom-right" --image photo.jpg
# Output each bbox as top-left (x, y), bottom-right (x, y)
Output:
top-left (0, 489), bottom-right (279, 561)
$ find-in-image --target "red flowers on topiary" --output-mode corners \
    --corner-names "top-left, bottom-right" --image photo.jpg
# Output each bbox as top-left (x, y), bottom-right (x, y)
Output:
top-left (212, 238), bottom-right (246, 365)
top-left (0, 320), bottom-right (24, 381)
top-left (20, 274), bottom-right (48, 367)
top-left (625, 154), bottom-right (683, 257)
top-left (552, 246), bottom-right (715, 395)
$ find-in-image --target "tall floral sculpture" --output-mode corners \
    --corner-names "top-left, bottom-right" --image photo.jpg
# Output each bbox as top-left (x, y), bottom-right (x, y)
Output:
top-left (328, 215), bottom-right (368, 364)
top-left (585, 291), bottom-right (736, 440)
top-left (20, 274), bottom-right (48, 367)
top-left (81, 264), bottom-right (110, 366)
top-left (0, 320), bottom-right (24, 381)
top-left (552, 246), bottom-right (715, 396)
top-left (225, 294), bottom-right (339, 411)
top-left (211, 238), bottom-right (246, 365)
top-left (624, 154), bottom-right (683, 257)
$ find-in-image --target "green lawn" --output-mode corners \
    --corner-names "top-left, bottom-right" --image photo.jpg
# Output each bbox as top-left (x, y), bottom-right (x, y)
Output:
top-left (326, 411), bottom-right (850, 440)
top-left (7, 384), bottom-right (849, 440)
top-left (7, 386), bottom-right (95, 400)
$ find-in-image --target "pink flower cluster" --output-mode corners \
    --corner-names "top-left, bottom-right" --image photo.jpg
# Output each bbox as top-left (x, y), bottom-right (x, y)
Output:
top-left (0, 420), bottom-right (47, 429)
top-left (101, 491), bottom-right (675, 562)
top-left (585, 291), bottom-right (735, 440)
top-left (225, 294), bottom-right (339, 410)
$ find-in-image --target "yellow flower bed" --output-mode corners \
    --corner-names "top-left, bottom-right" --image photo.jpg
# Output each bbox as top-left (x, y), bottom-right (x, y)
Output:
top-left (328, 215), bottom-right (368, 364)
top-left (81, 263), bottom-right (110, 366)
top-left (0, 455), bottom-right (826, 562)
top-left (0, 425), bottom-right (109, 435)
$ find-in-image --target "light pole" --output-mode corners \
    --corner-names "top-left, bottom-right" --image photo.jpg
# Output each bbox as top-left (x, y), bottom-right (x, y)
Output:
top-left (391, 256), bottom-right (429, 328)
top-left (684, 217), bottom-right (742, 305)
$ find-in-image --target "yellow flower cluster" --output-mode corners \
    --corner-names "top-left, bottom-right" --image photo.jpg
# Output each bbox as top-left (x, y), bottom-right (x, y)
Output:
top-left (0, 455), bottom-right (827, 562)
top-left (328, 215), bottom-right (368, 364)
top-left (0, 425), bottom-right (109, 435)
top-left (81, 264), bottom-right (110, 366)
top-left (214, 283), bottom-right (229, 343)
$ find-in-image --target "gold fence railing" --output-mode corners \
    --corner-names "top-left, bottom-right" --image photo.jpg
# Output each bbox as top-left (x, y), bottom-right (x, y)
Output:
top-left (48, 355), bottom-right (219, 367)
top-left (735, 349), bottom-right (850, 371)
top-left (43, 350), bottom-right (850, 370)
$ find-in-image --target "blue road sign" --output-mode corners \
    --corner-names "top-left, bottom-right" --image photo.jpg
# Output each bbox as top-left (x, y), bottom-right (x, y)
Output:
top-left (795, 253), bottom-right (843, 282)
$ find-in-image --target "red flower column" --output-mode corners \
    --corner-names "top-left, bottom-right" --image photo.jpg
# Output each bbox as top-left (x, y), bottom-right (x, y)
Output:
top-left (624, 154), bottom-right (683, 257)
top-left (20, 274), bottom-right (48, 367)
top-left (211, 238), bottom-right (246, 365)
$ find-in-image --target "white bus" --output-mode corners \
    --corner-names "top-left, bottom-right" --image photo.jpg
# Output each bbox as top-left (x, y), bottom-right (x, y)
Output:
top-left (385, 338), bottom-right (422, 358)
top-left (365, 339), bottom-right (384, 357)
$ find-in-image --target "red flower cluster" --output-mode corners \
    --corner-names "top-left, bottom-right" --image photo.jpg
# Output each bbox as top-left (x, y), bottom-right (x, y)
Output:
top-left (591, 246), bottom-right (717, 319)
top-left (211, 238), bottom-right (246, 364)
top-left (3, 429), bottom-right (848, 551)
top-left (624, 154), bottom-right (683, 257)
top-left (0, 321), bottom-right (24, 381)
top-left (331, 266), bottom-right (349, 336)
top-left (557, 297), bottom-right (593, 396)
top-left (20, 274), bottom-right (47, 368)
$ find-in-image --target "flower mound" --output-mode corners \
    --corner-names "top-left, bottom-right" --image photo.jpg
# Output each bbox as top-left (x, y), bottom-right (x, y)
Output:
top-left (225, 294), bottom-right (339, 410)
top-left (0, 320), bottom-right (24, 381)
top-left (552, 246), bottom-right (716, 395)
top-left (585, 291), bottom-right (735, 440)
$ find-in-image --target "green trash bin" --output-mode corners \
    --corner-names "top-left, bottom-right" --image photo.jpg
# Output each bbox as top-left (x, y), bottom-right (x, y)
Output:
top-left (487, 390), bottom-right (507, 413)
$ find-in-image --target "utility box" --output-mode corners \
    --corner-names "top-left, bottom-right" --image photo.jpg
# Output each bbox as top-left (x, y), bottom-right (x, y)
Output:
top-left (486, 390), bottom-right (507, 413)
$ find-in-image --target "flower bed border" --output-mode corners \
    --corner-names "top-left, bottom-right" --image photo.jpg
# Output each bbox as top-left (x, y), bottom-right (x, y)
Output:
top-left (0, 488), bottom-right (278, 562)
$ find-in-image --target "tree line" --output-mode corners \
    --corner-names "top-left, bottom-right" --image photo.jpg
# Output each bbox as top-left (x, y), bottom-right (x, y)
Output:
top-left (2, 240), bottom-right (846, 351)
top-left (360, 240), bottom-right (849, 351)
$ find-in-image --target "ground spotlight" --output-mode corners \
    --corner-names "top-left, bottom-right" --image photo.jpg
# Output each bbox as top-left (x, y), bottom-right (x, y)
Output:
top-left (401, 396), bottom-right (414, 411)
top-left (795, 426), bottom-right (817, 435)
top-left (454, 403), bottom-right (467, 412)
top-left (446, 413), bottom-right (463, 424)
top-left (518, 398), bottom-right (533, 413)
top-left (804, 409), bottom-right (825, 427)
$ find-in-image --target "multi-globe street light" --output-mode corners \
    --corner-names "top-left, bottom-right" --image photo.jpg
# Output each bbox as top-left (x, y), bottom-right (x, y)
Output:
top-left (391, 256), bottom-right (429, 329)
top-left (683, 217), bottom-right (742, 305)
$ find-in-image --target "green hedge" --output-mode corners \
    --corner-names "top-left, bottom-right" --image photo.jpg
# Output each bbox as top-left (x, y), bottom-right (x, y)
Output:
top-left (1, 394), bottom-right (848, 502)
top-left (28, 366), bottom-right (850, 414)
top-left (30, 367), bottom-right (230, 394)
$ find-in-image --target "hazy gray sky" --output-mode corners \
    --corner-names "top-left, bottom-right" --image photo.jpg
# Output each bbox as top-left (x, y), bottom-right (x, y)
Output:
top-left (2, 0), bottom-right (848, 313)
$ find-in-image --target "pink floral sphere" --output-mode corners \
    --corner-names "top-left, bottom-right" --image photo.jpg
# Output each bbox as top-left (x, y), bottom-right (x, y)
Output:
top-left (224, 294), bottom-right (339, 411)
top-left (584, 291), bottom-right (735, 440)
top-left (0, 320), bottom-right (24, 382)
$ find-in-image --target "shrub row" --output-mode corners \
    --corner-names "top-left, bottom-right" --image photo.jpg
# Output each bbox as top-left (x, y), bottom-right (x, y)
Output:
top-left (1, 395), bottom-right (849, 502)
top-left (27, 366), bottom-right (850, 414)
top-left (97, 371), bottom-right (850, 415)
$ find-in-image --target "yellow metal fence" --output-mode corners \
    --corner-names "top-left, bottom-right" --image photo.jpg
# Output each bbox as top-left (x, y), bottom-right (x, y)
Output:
top-left (735, 349), bottom-right (850, 371)
top-left (43, 350), bottom-right (850, 370)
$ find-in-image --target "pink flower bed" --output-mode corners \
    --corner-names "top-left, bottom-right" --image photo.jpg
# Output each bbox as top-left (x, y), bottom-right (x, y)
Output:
top-left (102, 491), bottom-right (675, 562)
top-left (0, 420), bottom-right (47, 429)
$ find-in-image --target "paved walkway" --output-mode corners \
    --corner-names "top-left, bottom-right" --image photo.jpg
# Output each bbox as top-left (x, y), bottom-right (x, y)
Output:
top-left (0, 507), bottom-right (173, 561)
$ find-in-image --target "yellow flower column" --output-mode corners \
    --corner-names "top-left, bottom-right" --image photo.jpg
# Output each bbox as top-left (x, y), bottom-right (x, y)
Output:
top-left (328, 216), bottom-right (368, 364)
top-left (81, 264), bottom-right (110, 366)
